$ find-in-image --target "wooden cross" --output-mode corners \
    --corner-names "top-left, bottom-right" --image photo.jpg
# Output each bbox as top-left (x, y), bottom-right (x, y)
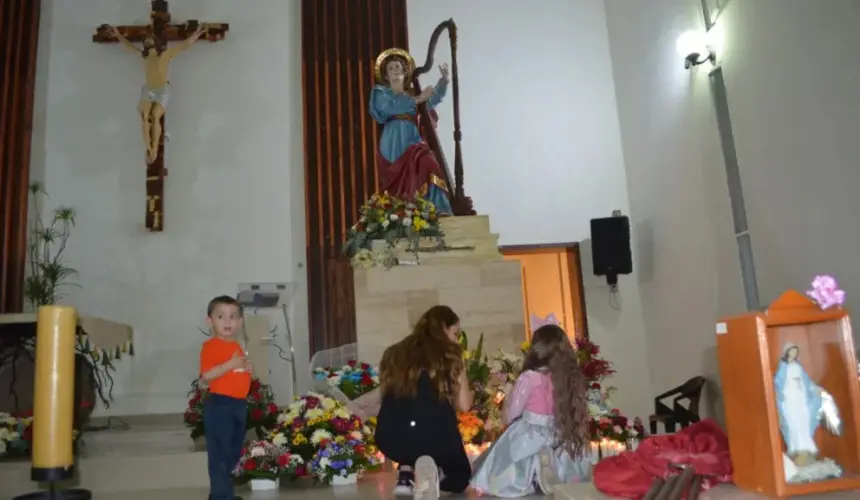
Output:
top-left (93, 1), bottom-right (229, 232)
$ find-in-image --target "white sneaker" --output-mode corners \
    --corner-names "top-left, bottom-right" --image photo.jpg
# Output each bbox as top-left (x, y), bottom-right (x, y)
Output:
top-left (537, 447), bottom-right (563, 495)
top-left (394, 466), bottom-right (414, 497)
top-left (413, 456), bottom-right (440, 500)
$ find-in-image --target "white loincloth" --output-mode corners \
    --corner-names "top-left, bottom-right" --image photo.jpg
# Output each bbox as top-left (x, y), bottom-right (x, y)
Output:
top-left (140, 84), bottom-right (170, 108)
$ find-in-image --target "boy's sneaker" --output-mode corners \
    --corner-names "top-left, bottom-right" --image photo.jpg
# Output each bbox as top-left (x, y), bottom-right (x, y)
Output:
top-left (536, 447), bottom-right (562, 495)
top-left (413, 456), bottom-right (440, 500)
top-left (393, 466), bottom-right (415, 496)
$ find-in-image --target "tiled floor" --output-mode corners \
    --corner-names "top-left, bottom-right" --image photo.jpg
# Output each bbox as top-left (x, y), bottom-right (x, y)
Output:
top-left (83, 474), bottom-right (860, 500)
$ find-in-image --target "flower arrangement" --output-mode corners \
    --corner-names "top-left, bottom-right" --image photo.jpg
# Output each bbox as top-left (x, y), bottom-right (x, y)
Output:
top-left (589, 410), bottom-right (646, 443)
top-left (457, 411), bottom-right (485, 444)
top-left (457, 332), bottom-right (508, 445)
top-left (312, 360), bottom-right (379, 400)
top-left (1, 411), bottom-right (82, 459)
top-left (233, 440), bottom-right (303, 481)
top-left (183, 377), bottom-right (279, 441)
top-left (0, 413), bottom-right (24, 458)
top-left (807, 275), bottom-right (846, 310)
top-left (342, 192), bottom-right (442, 258)
top-left (269, 392), bottom-right (377, 483)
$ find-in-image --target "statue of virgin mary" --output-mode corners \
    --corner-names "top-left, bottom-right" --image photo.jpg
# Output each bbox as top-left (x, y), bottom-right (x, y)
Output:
top-left (774, 344), bottom-right (823, 464)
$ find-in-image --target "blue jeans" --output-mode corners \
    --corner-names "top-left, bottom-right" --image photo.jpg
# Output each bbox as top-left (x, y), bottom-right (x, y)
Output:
top-left (204, 393), bottom-right (247, 500)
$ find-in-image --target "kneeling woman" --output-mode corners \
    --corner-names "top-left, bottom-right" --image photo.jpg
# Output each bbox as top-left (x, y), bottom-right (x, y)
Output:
top-left (374, 305), bottom-right (474, 500)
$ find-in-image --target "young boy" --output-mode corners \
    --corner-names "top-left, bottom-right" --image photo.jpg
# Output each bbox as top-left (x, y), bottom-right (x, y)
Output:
top-left (199, 295), bottom-right (252, 500)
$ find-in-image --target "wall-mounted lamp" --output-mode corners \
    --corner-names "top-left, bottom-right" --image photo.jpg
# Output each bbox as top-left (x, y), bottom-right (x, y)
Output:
top-left (676, 30), bottom-right (716, 69)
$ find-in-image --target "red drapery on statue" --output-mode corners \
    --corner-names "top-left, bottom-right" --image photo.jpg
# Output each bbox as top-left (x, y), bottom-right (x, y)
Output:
top-left (377, 110), bottom-right (449, 200)
top-left (593, 419), bottom-right (733, 499)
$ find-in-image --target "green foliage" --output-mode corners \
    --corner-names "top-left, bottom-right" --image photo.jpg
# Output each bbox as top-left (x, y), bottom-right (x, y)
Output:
top-left (24, 182), bottom-right (79, 309)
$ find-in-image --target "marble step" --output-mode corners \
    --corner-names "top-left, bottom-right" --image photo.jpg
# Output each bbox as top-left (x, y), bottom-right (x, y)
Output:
top-left (439, 215), bottom-right (492, 240)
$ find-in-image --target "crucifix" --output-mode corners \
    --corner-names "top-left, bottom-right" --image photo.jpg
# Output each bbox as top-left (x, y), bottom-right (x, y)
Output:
top-left (93, 0), bottom-right (229, 232)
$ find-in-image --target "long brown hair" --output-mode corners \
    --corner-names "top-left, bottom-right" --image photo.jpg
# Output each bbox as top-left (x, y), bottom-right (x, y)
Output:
top-left (522, 324), bottom-right (589, 459)
top-left (379, 305), bottom-right (463, 403)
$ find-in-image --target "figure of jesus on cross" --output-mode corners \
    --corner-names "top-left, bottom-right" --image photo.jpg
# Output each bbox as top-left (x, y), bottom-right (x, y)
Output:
top-left (106, 23), bottom-right (208, 164)
top-left (94, 0), bottom-right (228, 231)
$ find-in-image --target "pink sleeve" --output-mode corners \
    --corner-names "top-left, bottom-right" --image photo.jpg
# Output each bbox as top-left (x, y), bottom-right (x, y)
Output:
top-left (504, 370), bottom-right (538, 424)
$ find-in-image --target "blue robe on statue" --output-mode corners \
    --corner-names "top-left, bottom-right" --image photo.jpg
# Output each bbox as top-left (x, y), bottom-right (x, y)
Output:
top-left (774, 360), bottom-right (822, 453)
top-left (369, 79), bottom-right (452, 214)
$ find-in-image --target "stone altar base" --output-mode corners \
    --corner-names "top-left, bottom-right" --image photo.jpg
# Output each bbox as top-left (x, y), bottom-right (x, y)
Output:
top-left (356, 215), bottom-right (526, 366)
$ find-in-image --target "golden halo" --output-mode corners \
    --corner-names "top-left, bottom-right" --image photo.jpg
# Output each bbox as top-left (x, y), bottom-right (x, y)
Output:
top-left (374, 48), bottom-right (415, 83)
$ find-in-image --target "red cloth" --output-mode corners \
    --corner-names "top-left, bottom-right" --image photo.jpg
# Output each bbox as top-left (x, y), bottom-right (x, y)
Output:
top-left (593, 419), bottom-right (733, 499)
top-left (378, 142), bottom-right (447, 200)
top-left (378, 109), bottom-right (447, 200)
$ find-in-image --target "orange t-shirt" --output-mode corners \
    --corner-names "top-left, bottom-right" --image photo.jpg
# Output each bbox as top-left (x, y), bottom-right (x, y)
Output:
top-left (200, 337), bottom-right (251, 400)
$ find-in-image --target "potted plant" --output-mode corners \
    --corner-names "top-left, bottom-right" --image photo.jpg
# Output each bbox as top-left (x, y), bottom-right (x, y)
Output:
top-left (24, 182), bottom-right (78, 309)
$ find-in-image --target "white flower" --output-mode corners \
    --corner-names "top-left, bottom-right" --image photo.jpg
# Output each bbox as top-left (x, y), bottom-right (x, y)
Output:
top-left (341, 365), bottom-right (353, 372)
top-left (321, 397), bottom-right (339, 411)
top-left (305, 408), bottom-right (324, 420)
top-left (402, 218), bottom-right (410, 226)
top-left (630, 428), bottom-right (639, 437)
top-left (389, 214), bottom-right (399, 221)
top-left (333, 407), bottom-right (351, 419)
top-left (311, 429), bottom-right (333, 444)
top-left (288, 399), bottom-right (306, 412)
top-left (251, 446), bottom-right (266, 457)
top-left (290, 454), bottom-right (304, 464)
top-left (272, 433), bottom-right (288, 446)
top-left (326, 376), bottom-right (341, 387)
top-left (362, 426), bottom-right (372, 435)
top-left (382, 220), bottom-right (390, 228)
top-left (319, 456), bottom-right (331, 468)
top-left (372, 375), bottom-right (379, 384)
top-left (613, 425), bottom-right (623, 434)
top-left (349, 430), bottom-right (363, 441)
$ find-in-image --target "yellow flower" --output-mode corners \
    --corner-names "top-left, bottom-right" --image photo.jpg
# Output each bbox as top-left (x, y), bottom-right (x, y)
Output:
top-left (334, 435), bottom-right (346, 444)
top-left (413, 218), bottom-right (427, 231)
top-left (368, 417), bottom-right (378, 426)
top-left (463, 350), bottom-right (472, 360)
top-left (292, 434), bottom-right (308, 446)
top-left (520, 340), bottom-right (531, 353)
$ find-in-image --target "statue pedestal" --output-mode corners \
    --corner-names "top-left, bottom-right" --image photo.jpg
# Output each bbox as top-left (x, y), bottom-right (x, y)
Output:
top-left (717, 290), bottom-right (860, 497)
top-left (354, 215), bottom-right (525, 366)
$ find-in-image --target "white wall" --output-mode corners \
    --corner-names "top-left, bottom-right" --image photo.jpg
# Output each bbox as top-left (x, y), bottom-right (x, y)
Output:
top-left (31, 0), bottom-right (308, 415)
top-left (407, 0), bottom-right (653, 420)
top-left (605, 0), bottom-right (860, 421)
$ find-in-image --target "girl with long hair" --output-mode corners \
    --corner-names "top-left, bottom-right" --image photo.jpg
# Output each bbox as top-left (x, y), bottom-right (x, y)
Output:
top-left (470, 324), bottom-right (592, 496)
top-left (375, 305), bottom-right (474, 500)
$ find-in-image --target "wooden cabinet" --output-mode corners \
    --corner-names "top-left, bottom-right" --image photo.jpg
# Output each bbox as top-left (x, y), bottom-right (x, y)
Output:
top-left (716, 290), bottom-right (860, 497)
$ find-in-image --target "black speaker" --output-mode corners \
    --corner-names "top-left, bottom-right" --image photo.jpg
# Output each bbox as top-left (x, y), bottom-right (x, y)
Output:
top-left (590, 216), bottom-right (632, 285)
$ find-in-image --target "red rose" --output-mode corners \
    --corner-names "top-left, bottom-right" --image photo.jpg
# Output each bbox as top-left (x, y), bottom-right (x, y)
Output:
top-left (305, 397), bottom-right (319, 409)
top-left (267, 403), bottom-right (278, 414)
top-left (252, 392), bottom-right (262, 402)
top-left (188, 414), bottom-right (199, 423)
top-left (251, 379), bottom-right (261, 391)
top-left (250, 408), bottom-right (263, 421)
top-left (355, 444), bottom-right (366, 455)
top-left (360, 362), bottom-right (370, 370)
top-left (360, 374), bottom-right (374, 386)
top-left (590, 383), bottom-right (601, 390)
top-left (244, 459), bottom-right (257, 471)
top-left (319, 439), bottom-right (330, 448)
top-left (347, 360), bottom-right (357, 367)
top-left (295, 465), bottom-right (307, 477)
top-left (276, 453), bottom-right (291, 467)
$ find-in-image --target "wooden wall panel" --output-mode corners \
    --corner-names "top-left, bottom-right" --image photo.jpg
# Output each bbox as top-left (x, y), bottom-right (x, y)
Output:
top-left (302, 0), bottom-right (408, 354)
top-left (0, 0), bottom-right (41, 313)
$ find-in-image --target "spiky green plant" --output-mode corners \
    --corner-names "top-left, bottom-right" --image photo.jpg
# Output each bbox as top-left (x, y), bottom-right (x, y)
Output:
top-left (24, 182), bottom-right (79, 309)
